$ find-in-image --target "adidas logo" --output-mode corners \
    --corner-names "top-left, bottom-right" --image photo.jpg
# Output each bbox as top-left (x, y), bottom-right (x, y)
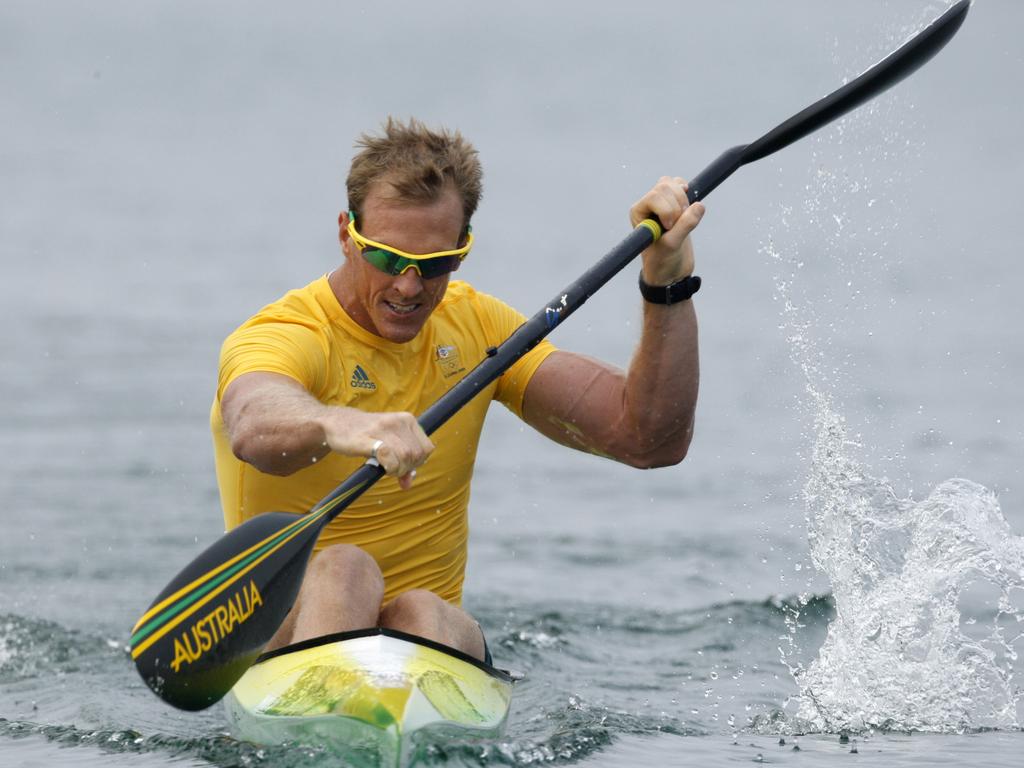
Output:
top-left (350, 365), bottom-right (377, 390)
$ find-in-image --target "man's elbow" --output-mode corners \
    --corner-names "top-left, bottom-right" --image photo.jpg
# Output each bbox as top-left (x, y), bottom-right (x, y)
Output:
top-left (622, 429), bottom-right (693, 469)
top-left (231, 430), bottom-right (298, 477)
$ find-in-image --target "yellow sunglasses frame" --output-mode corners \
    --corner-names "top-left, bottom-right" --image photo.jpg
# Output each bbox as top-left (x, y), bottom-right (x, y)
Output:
top-left (346, 213), bottom-right (473, 273)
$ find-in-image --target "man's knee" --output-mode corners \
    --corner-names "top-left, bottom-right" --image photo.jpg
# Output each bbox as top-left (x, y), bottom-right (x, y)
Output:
top-left (379, 589), bottom-right (446, 627)
top-left (380, 590), bottom-right (485, 660)
top-left (307, 544), bottom-right (384, 599)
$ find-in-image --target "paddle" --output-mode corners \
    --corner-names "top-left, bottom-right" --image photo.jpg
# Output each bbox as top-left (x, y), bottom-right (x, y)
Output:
top-left (683, 0), bottom-right (971, 203)
top-left (130, 0), bottom-right (970, 711)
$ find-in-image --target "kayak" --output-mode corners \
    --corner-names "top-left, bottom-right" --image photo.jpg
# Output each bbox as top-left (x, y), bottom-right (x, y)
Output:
top-left (224, 627), bottom-right (514, 765)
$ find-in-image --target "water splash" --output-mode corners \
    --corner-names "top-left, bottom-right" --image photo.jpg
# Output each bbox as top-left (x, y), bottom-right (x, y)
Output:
top-left (764, 86), bottom-right (1024, 733)
top-left (770, 209), bottom-right (1024, 733)
top-left (794, 397), bottom-right (1024, 732)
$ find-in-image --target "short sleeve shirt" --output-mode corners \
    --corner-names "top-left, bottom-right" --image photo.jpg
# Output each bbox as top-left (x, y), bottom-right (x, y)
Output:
top-left (211, 277), bottom-right (556, 604)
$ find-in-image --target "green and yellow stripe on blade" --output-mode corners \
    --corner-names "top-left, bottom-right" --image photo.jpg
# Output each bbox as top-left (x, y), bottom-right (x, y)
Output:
top-left (130, 485), bottom-right (363, 661)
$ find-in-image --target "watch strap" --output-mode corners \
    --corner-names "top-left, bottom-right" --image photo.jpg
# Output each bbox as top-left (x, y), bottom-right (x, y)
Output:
top-left (638, 273), bottom-right (701, 304)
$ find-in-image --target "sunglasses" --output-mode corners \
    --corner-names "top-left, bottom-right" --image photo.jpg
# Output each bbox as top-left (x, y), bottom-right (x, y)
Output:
top-left (347, 211), bottom-right (472, 279)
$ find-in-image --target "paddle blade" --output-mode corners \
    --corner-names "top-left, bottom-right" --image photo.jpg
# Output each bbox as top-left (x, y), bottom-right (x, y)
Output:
top-left (130, 511), bottom-right (320, 710)
top-left (744, 0), bottom-right (971, 163)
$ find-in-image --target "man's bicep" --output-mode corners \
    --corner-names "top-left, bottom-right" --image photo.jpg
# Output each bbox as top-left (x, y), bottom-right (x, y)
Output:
top-left (520, 350), bottom-right (629, 458)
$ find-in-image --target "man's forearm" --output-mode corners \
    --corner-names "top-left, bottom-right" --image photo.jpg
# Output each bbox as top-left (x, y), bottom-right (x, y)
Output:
top-left (222, 372), bottom-right (435, 482)
top-left (620, 299), bottom-right (699, 465)
top-left (520, 300), bottom-right (699, 469)
top-left (223, 376), bottom-right (334, 476)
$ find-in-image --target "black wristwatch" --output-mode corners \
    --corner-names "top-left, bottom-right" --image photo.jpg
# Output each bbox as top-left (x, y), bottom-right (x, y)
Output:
top-left (638, 272), bottom-right (701, 305)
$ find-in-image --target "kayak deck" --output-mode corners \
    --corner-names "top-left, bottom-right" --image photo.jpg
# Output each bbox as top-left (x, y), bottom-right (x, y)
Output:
top-left (224, 627), bottom-right (513, 765)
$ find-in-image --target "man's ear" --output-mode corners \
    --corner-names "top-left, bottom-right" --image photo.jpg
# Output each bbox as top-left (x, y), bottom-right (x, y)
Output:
top-left (338, 210), bottom-right (353, 253)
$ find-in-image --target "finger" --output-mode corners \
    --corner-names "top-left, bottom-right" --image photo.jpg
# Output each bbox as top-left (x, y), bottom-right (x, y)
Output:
top-left (398, 470), bottom-right (416, 490)
top-left (679, 181), bottom-right (696, 209)
top-left (409, 420), bottom-right (434, 451)
top-left (655, 206), bottom-right (705, 259)
top-left (374, 442), bottom-right (397, 474)
top-left (631, 178), bottom-right (686, 229)
top-left (661, 201), bottom-right (706, 245)
top-left (417, 434), bottom-right (436, 458)
top-left (396, 414), bottom-right (433, 455)
top-left (371, 415), bottom-right (417, 471)
top-left (368, 438), bottom-right (385, 462)
top-left (655, 197), bottom-right (684, 232)
top-left (652, 177), bottom-right (698, 231)
top-left (659, 177), bottom-right (694, 229)
top-left (631, 193), bottom-right (678, 229)
top-left (373, 440), bottom-right (412, 479)
top-left (397, 417), bottom-right (434, 465)
top-left (398, 441), bottom-right (431, 479)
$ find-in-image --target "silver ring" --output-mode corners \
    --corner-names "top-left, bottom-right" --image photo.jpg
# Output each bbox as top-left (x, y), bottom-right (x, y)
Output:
top-left (370, 439), bottom-right (384, 462)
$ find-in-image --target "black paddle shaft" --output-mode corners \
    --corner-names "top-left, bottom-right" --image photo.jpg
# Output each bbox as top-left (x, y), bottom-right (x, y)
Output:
top-left (311, 0), bottom-right (971, 522)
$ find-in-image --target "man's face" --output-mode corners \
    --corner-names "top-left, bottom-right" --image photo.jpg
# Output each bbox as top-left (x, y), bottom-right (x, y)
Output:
top-left (336, 185), bottom-right (465, 344)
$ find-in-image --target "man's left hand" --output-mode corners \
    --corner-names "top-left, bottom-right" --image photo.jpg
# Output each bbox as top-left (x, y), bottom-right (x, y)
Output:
top-left (630, 176), bottom-right (706, 286)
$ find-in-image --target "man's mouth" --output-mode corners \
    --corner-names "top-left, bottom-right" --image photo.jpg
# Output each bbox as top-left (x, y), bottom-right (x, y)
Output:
top-left (384, 300), bottom-right (420, 316)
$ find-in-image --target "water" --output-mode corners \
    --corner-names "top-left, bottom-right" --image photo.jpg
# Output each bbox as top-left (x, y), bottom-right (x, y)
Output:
top-left (3, 0), bottom-right (1023, 765)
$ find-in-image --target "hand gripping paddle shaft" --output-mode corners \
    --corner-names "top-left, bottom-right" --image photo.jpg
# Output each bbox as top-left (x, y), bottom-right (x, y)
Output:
top-left (130, 0), bottom-right (970, 711)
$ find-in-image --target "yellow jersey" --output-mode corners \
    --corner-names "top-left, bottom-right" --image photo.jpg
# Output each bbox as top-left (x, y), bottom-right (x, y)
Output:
top-left (211, 276), bottom-right (556, 604)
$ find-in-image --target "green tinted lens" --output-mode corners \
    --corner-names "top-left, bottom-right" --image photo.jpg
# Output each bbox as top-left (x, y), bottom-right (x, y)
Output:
top-left (361, 247), bottom-right (407, 275)
top-left (361, 247), bottom-right (460, 278)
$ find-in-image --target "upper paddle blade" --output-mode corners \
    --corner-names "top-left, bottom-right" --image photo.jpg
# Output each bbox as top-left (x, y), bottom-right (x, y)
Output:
top-left (129, 511), bottom-right (320, 710)
top-left (744, 0), bottom-right (971, 163)
top-left (686, 0), bottom-right (971, 202)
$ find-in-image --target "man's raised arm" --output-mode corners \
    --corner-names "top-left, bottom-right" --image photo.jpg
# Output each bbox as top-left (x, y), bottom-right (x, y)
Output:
top-left (521, 177), bottom-right (703, 468)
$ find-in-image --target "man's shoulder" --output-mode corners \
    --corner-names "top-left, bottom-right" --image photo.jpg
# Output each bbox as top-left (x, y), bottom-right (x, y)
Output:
top-left (236, 276), bottom-right (334, 333)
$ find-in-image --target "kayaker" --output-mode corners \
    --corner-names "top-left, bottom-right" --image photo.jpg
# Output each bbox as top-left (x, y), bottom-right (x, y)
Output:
top-left (211, 117), bottom-right (703, 663)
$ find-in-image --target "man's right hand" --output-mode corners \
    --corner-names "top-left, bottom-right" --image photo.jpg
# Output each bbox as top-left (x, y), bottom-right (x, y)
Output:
top-left (319, 408), bottom-right (434, 490)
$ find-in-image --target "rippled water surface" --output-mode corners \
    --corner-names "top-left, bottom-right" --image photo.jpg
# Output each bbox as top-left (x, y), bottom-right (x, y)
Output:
top-left (3, 1), bottom-right (1023, 766)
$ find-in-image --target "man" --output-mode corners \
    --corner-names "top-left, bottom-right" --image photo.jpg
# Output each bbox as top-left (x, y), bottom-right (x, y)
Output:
top-left (211, 117), bottom-right (703, 663)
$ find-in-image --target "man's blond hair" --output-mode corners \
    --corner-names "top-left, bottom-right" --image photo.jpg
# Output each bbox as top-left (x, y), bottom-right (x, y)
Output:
top-left (347, 117), bottom-right (483, 228)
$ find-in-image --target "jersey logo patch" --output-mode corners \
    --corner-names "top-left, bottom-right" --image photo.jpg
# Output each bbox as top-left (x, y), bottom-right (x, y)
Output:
top-left (435, 344), bottom-right (466, 378)
top-left (434, 346), bottom-right (466, 378)
top-left (350, 364), bottom-right (377, 390)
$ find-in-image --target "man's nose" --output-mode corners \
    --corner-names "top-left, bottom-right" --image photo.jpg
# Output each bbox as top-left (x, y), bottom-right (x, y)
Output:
top-left (392, 267), bottom-right (424, 297)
